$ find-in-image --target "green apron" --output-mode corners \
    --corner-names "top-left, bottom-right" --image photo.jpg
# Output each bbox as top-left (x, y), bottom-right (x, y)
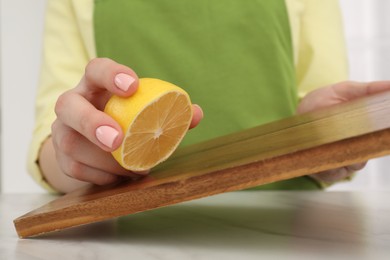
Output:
top-left (94, 0), bottom-right (320, 190)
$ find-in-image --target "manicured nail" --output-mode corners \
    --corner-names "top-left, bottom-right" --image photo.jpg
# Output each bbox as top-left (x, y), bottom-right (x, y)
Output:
top-left (114, 73), bottom-right (135, 92)
top-left (96, 126), bottom-right (119, 148)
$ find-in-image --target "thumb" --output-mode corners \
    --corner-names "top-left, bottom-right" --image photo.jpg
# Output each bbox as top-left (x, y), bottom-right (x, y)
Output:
top-left (330, 80), bottom-right (390, 101)
top-left (297, 81), bottom-right (390, 114)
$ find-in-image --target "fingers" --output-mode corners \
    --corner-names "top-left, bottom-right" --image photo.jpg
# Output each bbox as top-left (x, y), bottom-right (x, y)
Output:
top-left (51, 58), bottom-right (143, 186)
top-left (310, 161), bottom-right (367, 184)
top-left (80, 58), bottom-right (139, 98)
top-left (52, 121), bottom-right (143, 185)
top-left (52, 121), bottom-right (123, 173)
top-left (55, 58), bottom-right (142, 151)
top-left (345, 161), bottom-right (367, 172)
top-left (57, 155), bottom-right (120, 186)
top-left (297, 80), bottom-right (390, 114)
top-left (331, 80), bottom-right (390, 101)
top-left (51, 57), bottom-right (204, 186)
top-left (310, 168), bottom-right (352, 183)
top-left (55, 91), bottom-right (123, 151)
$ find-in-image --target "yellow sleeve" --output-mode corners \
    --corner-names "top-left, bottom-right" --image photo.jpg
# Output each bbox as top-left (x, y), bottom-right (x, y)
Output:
top-left (27, 0), bottom-right (94, 192)
top-left (286, 0), bottom-right (349, 98)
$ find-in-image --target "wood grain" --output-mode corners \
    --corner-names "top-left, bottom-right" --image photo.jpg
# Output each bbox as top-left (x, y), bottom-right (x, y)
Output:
top-left (14, 91), bottom-right (390, 238)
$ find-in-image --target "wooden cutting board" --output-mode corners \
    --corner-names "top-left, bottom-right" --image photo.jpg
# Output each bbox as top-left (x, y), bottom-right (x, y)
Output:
top-left (14, 91), bottom-right (390, 238)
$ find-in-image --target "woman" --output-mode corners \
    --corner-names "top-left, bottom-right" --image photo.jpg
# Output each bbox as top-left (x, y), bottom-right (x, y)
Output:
top-left (29, 0), bottom-right (389, 193)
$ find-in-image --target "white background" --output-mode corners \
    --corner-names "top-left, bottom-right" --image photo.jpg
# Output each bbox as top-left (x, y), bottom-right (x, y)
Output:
top-left (1, 0), bottom-right (389, 193)
top-left (1, 0), bottom-right (47, 193)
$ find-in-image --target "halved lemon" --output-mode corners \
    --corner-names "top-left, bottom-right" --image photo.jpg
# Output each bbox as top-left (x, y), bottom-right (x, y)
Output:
top-left (104, 78), bottom-right (193, 171)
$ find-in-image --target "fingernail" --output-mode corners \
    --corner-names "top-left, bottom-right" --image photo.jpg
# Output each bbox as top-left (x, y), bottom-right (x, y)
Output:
top-left (114, 73), bottom-right (135, 92)
top-left (96, 126), bottom-right (119, 148)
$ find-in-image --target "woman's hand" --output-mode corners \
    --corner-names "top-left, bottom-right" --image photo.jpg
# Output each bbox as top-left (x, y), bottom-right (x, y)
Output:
top-left (40, 58), bottom-right (203, 193)
top-left (297, 81), bottom-right (390, 184)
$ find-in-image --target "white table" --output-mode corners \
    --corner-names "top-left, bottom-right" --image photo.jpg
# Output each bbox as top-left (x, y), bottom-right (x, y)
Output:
top-left (1, 191), bottom-right (389, 260)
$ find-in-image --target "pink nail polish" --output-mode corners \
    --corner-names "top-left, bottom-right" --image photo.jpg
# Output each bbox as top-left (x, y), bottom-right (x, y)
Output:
top-left (114, 73), bottom-right (135, 92)
top-left (96, 126), bottom-right (119, 148)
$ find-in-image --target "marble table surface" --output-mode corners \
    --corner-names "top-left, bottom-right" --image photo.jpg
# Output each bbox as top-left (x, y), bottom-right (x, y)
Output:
top-left (1, 191), bottom-right (389, 260)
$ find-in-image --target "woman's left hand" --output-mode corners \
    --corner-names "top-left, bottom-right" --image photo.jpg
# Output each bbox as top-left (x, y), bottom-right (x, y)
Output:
top-left (297, 80), bottom-right (390, 184)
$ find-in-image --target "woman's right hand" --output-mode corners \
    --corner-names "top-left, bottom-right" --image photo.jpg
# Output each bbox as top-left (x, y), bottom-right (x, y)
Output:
top-left (39, 58), bottom-right (203, 193)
